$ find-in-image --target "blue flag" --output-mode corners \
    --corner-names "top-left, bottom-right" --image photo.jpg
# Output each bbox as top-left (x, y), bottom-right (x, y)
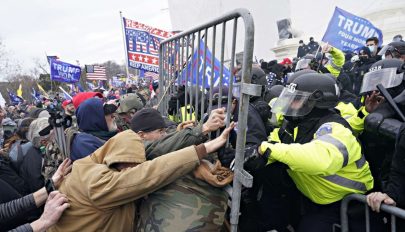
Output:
top-left (31, 88), bottom-right (40, 101)
top-left (47, 55), bottom-right (59, 64)
top-left (180, 40), bottom-right (232, 88)
top-left (322, 7), bottom-right (383, 51)
top-left (50, 59), bottom-right (81, 83)
top-left (8, 90), bottom-right (22, 105)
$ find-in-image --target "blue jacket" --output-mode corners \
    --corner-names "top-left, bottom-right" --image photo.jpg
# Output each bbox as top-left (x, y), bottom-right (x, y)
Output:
top-left (71, 98), bottom-right (108, 161)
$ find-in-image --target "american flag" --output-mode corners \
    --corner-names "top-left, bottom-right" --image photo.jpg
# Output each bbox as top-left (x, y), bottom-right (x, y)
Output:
top-left (86, 65), bottom-right (107, 80)
top-left (135, 31), bottom-right (148, 53)
top-left (144, 71), bottom-right (159, 79)
top-left (128, 38), bottom-right (133, 51)
top-left (148, 36), bottom-right (160, 55)
top-left (123, 17), bottom-right (173, 71)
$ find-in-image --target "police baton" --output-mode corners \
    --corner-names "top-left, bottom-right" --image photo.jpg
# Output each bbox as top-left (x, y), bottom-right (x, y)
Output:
top-left (377, 84), bottom-right (405, 122)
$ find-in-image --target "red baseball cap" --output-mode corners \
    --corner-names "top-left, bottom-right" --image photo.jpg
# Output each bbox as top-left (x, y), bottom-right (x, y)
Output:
top-left (280, 58), bottom-right (292, 65)
top-left (62, 100), bottom-right (73, 109)
top-left (72, 92), bottom-right (103, 109)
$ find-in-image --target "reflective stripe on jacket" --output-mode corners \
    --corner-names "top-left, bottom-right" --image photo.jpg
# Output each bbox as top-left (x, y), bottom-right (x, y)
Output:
top-left (261, 122), bottom-right (373, 204)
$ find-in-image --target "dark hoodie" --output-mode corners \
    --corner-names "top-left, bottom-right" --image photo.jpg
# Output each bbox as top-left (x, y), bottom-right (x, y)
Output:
top-left (71, 98), bottom-right (116, 161)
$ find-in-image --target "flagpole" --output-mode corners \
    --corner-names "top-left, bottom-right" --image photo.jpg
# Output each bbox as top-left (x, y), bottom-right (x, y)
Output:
top-left (45, 52), bottom-right (54, 94)
top-left (120, 11), bottom-right (131, 83)
top-left (58, 86), bottom-right (73, 100)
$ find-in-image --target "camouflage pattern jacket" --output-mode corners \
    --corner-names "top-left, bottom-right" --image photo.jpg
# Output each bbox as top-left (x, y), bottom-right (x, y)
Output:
top-left (137, 125), bottom-right (229, 231)
top-left (42, 140), bottom-right (67, 180)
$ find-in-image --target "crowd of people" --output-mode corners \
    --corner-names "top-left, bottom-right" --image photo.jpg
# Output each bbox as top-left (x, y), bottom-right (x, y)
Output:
top-left (1, 33), bottom-right (405, 232)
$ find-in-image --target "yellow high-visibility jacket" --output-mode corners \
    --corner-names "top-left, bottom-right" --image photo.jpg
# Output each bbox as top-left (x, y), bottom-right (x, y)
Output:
top-left (168, 105), bottom-right (196, 123)
top-left (262, 122), bottom-right (373, 204)
top-left (326, 47), bottom-right (345, 78)
top-left (336, 102), bottom-right (368, 136)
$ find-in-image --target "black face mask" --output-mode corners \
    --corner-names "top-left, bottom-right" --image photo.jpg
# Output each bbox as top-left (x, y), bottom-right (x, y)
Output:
top-left (284, 115), bottom-right (305, 125)
top-left (359, 56), bottom-right (369, 62)
top-left (284, 108), bottom-right (331, 127)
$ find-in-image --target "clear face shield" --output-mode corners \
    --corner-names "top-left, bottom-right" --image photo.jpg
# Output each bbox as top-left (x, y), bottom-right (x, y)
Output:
top-left (360, 67), bottom-right (404, 94)
top-left (378, 45), bottom-right (402, 59)
top-left (271, 84), bottom-right (317, 117)
top-left (295, 59), bottom-right (312, 71)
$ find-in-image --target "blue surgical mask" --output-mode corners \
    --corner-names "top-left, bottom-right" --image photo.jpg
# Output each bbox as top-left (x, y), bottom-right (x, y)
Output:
top-left (368, 45), bottom-right (375, 53)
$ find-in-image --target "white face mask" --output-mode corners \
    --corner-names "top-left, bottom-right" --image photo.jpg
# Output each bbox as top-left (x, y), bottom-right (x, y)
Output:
top-left (368, 45), bottom-right (375, 53)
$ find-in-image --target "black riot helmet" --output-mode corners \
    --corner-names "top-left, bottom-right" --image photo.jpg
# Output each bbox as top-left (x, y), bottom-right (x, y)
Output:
top-left (265, 84), bottom-right (284, 103)
top-left (236, 66), bottom-right (267, 85)
top-left (271, 73), bottom-right (339, 117)
top-left (378, 41), bottom-right (405, 60)
top-left (360, 59), bottom-right (405, 95)
top-left (235, 66), bottom-right (267, 99)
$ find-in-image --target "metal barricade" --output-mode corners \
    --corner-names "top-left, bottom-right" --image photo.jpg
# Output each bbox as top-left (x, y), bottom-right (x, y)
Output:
top-left (340, 194), bottom-right (405, 232)
top-left (158, 8), bottom-right (257, 232)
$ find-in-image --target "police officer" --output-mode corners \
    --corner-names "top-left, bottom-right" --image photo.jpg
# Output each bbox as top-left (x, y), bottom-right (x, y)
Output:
top-left (361, 58), bottom-right (405, 191)
top-left (307, 37), bottom-right (320, 54)
top-left (252, 73), bottom-right (374, 231)
top-left (284, 69), bottom-right (371, 136)
top-left (378, 41), bottom-right (405, 61)
top-left (351, 46), bottom-right (377, 95)
top-left (236, 66), bottom-right (273, 140)
top-left (297, 40), bottom-right (309, 58)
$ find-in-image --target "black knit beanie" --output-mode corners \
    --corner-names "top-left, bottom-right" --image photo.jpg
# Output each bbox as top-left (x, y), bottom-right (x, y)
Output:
top-left (130, 108), bottom-right (166, 132)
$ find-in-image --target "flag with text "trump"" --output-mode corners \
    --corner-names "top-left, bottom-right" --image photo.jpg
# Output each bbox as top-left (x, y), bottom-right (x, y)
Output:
top-left (322, 7), bottom-right (383, 51)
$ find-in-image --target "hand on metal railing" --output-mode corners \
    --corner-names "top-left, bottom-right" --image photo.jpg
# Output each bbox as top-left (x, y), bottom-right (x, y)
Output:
top-left (202, 108), bottom-right (226, 135)
top-left (341, 193), bottom-right (405, 232)
top-left (204, 122), bottom-right (235, 154)
top-left (366, 192), bottom-right (396, 213)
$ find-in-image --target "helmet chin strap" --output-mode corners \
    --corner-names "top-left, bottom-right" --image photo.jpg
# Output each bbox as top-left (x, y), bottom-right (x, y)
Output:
top-left (284, 108), bottom-right (331, 126)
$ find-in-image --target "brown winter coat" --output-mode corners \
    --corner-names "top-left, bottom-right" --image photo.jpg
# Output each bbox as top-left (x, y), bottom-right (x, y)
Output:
top-left (48, 130), bottom-right (200, 232)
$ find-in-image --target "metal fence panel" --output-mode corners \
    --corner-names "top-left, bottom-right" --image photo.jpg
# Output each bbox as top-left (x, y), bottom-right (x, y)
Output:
top-left (341, 194), bottom-right (405, 232)
top-left (158, 8), bottom-right (256, 231)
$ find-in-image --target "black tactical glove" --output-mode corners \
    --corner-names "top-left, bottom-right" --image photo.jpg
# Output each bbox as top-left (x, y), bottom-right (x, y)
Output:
top-left (243, 145), bottom-right (269, 173)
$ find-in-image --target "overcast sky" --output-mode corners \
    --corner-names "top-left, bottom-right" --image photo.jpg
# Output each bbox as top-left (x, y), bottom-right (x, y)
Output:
top-left (0, 0), bottom-right (391, 79)
top-left (0, 0), bottom-right (172, 77)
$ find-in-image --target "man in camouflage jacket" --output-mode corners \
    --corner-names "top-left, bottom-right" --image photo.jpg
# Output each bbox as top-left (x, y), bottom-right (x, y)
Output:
top-left (134, 108), bottom-right (232, 231)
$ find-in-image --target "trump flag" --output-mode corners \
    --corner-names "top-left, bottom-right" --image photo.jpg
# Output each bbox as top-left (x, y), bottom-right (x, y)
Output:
top-left (123, 18), bottom-right (174, 73)
top-left (179, 40), bottom-right (232, 88)
top-left (322, 7), bottom-right (383, 51)
top-left (50, 59), bottom-right (81, 83)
